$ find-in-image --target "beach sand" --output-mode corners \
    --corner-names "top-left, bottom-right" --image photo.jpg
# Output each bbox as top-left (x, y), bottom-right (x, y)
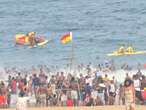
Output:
top-left (2, 106), bottom-right (146, 110)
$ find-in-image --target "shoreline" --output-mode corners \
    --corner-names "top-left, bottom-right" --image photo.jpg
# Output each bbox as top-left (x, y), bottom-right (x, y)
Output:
top-left (1, 68), bottom-right (146, 83)
top-left (2, 106), bottom-right (146, 110)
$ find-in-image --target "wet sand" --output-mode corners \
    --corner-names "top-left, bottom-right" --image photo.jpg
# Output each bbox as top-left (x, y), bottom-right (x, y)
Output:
top-left (3, 106), bottom-right (146, 110)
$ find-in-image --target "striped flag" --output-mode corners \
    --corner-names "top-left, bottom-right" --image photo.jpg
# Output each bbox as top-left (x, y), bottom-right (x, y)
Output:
top-left (61, 32), bottom-right (72, 44)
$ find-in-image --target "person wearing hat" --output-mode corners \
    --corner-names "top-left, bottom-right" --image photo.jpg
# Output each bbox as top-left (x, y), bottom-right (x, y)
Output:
top-left (27, 32), bottom-right (37, 47)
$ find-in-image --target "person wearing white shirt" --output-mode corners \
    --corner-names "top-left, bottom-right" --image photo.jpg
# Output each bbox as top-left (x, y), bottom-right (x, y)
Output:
top-left (133, 75), bottom-right (141, 101)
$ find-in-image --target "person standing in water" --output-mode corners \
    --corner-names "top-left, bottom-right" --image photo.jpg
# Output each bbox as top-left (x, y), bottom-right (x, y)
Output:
top-left (124, 79), bottom-right (135, 110)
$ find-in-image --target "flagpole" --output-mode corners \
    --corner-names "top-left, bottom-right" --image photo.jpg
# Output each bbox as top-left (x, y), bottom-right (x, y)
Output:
top-left (69, 32), bottom-right (82, 104)
top-left (70, 32), bottom-right (74, 72)
top-left (70, 32), bottom-right (82, 103)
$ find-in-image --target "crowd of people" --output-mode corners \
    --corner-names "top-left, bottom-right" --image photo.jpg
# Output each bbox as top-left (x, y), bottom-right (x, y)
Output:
top-left (0, 63), bottom-right (146, 110)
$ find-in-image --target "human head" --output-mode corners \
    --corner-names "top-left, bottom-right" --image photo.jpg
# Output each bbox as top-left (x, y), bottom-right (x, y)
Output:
top-left (120, 84), bottom-right (123, 87)
top-left (124, 79), bottom-right (132, 87)
top-left (18, 72), bottom-right (21, 76)
top-left (61, 72), bottom-right (64, 75)
top-left (28, 32), bottom-right (36, 37)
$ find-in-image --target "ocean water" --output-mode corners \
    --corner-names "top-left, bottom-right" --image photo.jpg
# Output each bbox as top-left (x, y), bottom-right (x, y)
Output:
top-left (0, 0), bottom-right (146, 68)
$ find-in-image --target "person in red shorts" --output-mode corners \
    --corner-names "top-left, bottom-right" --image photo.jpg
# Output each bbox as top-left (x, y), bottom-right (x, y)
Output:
top-left (141, 88), bottom-right (146, 101)
top-left (66, 97), bottom-right (73, 107)
top-left (0, 94), bottom-right (5, 107)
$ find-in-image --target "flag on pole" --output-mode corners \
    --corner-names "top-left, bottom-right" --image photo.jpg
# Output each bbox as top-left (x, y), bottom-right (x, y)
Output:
top-left (61, 32), bottom-right (72, 44)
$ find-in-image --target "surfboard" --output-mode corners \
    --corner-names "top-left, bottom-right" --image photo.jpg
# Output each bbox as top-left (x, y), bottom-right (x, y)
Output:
top-left (28, 40), bottom-right (49, 48)
top-left (37, 40), bottom-right (49, 46)
top-left (107, 51), bottom-right (146, 56)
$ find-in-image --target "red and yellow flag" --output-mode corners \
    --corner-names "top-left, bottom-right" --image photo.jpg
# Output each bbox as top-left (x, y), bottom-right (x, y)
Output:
top-left (61, 32), bottom-right (72, 44)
